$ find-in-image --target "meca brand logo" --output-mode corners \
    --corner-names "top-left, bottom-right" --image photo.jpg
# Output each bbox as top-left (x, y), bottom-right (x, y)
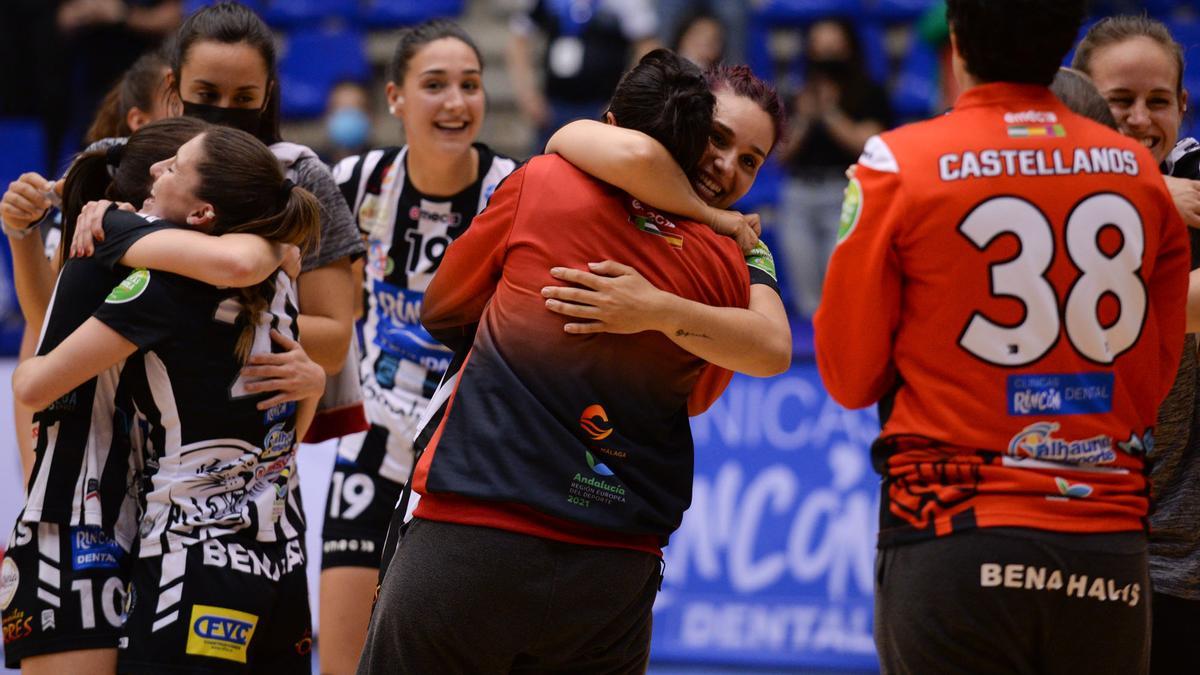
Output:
top-left (1004, 110), bottom-right (1058, 124)
top-left (194, 615), bottom-right (253, 644)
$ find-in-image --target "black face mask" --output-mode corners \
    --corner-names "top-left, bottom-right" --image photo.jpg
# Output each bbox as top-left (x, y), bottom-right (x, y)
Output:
top-left (182, 100), bottom-right (265, 137)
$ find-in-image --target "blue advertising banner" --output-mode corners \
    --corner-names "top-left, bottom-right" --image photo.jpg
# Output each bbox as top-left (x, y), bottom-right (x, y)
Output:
top-left (651, 362), bottom-right (881, 671)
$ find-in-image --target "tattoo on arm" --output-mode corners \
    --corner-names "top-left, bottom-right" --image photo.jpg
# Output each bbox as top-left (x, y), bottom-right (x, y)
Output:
top-left (674, 328), bottom-right (712, 340)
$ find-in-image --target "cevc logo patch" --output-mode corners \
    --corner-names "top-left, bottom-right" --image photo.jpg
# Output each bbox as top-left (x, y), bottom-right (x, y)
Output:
top-left (0, 557), bottom-right (19, 611)
top-left (186, 605), bottom-right (258, 663)
top-left (105, 268), bottom-right (150, 304)
top-left (837, 178), bottom-right (863, 244)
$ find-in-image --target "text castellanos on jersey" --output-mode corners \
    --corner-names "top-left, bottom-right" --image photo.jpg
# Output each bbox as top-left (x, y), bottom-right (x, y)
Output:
top-left (938, 111), bottom-right (1140, 182)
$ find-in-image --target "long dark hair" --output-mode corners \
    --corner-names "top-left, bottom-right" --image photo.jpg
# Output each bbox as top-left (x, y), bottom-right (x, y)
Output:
top-left (606, 49), bottom-right (715, 176)
top-left (948, 0), bottom-right (1086, 86)
top-left (62, 117), bottom-right (210, 267)
top-left (85, 49), bottom-right (171, 144)
top-left (804, 20), bottom-right (875, 118)
top-left (170, 1), bottom-right (282, 144)
top-left (193, 126), bottom-right (320, 361)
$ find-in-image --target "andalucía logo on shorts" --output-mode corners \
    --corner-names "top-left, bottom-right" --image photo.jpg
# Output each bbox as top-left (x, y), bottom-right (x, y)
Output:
top-left (836, 177), bottom-right (863, 244)
top-left (105, 268), bottom-right (150, 304)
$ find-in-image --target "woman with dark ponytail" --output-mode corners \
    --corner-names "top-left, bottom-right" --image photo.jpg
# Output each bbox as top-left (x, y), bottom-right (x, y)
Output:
top-left (14, 125), bottom-right (322, 674)
top-left (167, 1), bottom-right (367, 443)
top-left (360, 49), bottom-right (754, 673)
top-left (3, 118), bottom-right (322, 674)
top-left (0, 117), bottom-right (207, 675)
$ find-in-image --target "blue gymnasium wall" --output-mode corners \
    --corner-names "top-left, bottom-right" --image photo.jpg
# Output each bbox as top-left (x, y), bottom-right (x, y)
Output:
top-left (652, 361), bottom-right (882, 671)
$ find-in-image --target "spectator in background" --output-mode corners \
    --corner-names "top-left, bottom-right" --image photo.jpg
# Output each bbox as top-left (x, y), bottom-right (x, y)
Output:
top-left (657, 0), bottom-right (747, 66)
top-left (320, 80), bottom-right (374, 164)
top-left (777, 19), bottom-right (891, 318)
top-left (670, 9), bottom-right (725, 70)
top-left (505, 0), bottom-right (658, 155)
top-left (60, 0), bottom-right (182, 165)
top-left (84, 48), bottom-right (175, 144)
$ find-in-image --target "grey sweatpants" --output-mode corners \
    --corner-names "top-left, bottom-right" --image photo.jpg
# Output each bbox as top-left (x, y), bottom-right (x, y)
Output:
top-left (357, 518), bottom-right (661, 675)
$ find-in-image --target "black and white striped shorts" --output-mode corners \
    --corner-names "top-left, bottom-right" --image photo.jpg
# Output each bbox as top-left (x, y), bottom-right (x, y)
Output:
top-left (2, 519), bottom-right (130, 668)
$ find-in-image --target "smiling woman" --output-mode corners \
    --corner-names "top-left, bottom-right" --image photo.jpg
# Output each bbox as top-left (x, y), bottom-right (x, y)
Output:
top-left (1073, 16), bottom-right (1200, 675)
top-left (319, 19), bottom-right (519, 675)
top-left (1073, 20), bottom-right (1186, 164)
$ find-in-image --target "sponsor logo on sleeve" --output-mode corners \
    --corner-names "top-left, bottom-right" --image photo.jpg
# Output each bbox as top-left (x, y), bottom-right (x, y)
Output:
top-left (857, 135), bottom-right (898, 173)
top-left (105, 268), bottom-right (150, 304)
top-left (745, 240), bottom-right (777, 282)
top-left (0, 558), bottom-right (19, 610)
top-left (70, 526), bottom-right (124, 571)
top-left (1007, 373), bottom-right (1113, 416)
top-left (185, 605), bottom-right (258, 663)
top-left (836, 178), bottom-right (863, 244)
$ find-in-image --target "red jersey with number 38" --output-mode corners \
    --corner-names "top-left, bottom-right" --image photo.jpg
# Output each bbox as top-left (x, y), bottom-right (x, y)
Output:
top-left (814, 83), bottom-right (1189, 544)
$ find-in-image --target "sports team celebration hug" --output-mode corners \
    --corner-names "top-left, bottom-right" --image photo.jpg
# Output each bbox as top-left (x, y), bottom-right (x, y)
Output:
top-left (0, 0), bottom-right (1198, 673)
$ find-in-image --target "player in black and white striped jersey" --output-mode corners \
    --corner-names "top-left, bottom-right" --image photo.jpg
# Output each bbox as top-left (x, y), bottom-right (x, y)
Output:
top-left (317, 19), bottom-right (518, 673)
top-left (3, 117), bottom-right (204, 674)
top-left (13, 126), bottom-right (323, 674)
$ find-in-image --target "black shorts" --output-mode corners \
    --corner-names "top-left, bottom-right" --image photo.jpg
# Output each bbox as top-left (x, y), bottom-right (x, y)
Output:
top-left (321, 425), bottom-right (405, 570)
top-left (2, 520), bottom-right (130, 668)
top-left (875, 527), bottom-right (1149, 675)
top-left (117, 535), bottom-right (311, 674)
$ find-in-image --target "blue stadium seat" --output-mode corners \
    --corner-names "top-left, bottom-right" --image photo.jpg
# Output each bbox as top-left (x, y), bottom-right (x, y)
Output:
top-left (1169, 20), bottom-right (1200, 53)
top-left (279, 28), bottom-right (369, 119)
top-left (183, 0), bottom-right (263, 16)
top-left (745, 17), bottom-right (775, 82)
top-left (891, 39), bottom-right (939, 121)
top-left (357, 0), bottom-right (465, 28)
top-left (756, 0), bottom-right (865, 23)
top-left (261, 0), bottom-right (358, 28)
top-left (858, 21), bottom-right (890, 89)
top-left (871, 0), bottom-right (939, 22)
top-left (0, 119), bottom-right (47, 188)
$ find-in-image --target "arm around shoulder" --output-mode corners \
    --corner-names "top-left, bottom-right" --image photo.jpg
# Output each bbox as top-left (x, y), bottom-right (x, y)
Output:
top-left (13, 318), bottom-right (137, 411)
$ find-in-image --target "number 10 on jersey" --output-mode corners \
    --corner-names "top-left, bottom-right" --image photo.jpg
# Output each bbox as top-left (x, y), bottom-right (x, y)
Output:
top-left (958, 193), bottom-right (1147, 367)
